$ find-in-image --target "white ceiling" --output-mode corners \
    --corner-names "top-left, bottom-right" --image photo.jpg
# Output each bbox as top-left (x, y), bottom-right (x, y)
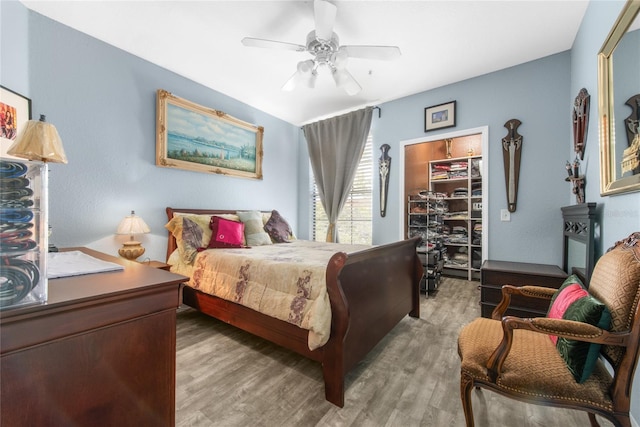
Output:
top-left (21, 0), bottom-right (589, 126)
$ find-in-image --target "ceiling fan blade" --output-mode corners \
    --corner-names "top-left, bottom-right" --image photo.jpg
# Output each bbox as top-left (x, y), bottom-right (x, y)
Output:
top-left (332, 68), bottom-right (361, 96)
top-left (331, 48), bottom-right (349, 69)
top-left (341, 45), bottom-right (401, 61)
top-left (314, 0), bottom-right (337, 41)
top-left (241, 37), bottom-right (306, 52)
top-left (282, 71), bottom-right (301, 92)
top-left (282, 60), bottom-right (316, 91)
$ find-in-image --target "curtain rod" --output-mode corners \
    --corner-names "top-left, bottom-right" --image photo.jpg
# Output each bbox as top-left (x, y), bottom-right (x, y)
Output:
top-left (300, 106), bottom-right (381, 129)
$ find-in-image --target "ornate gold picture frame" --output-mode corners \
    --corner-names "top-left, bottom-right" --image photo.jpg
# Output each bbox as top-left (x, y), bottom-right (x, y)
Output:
top-left (598, 0), bottom-right (640, 195)
top-left (156, 89), bottom-right (264, 180)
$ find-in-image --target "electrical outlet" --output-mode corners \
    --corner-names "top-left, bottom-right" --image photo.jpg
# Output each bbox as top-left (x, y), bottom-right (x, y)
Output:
top-left (500, 209), bottom-right (511, 222)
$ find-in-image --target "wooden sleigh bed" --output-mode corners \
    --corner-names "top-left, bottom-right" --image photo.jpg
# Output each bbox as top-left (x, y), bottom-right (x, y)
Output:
top-left (165, 207), bottom-right (423, 407)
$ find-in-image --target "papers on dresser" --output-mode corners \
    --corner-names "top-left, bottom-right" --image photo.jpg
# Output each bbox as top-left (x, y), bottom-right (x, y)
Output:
top-left (47, 250), bottom-right (124, 279)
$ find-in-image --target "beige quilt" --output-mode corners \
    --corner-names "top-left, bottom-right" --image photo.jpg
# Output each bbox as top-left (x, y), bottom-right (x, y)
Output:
top-left (172, 240), bottom-right (370, 350)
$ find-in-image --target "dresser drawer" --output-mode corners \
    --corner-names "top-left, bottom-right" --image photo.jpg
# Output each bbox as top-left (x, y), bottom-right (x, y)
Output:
top-left (480, 302), bottom-right (546, 319)
top-left (480, 260), bottom-right (567, 319)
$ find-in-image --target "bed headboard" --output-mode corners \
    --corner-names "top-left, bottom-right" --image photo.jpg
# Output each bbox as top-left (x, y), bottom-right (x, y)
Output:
top-left (165, 207), bottom-right (273, 262)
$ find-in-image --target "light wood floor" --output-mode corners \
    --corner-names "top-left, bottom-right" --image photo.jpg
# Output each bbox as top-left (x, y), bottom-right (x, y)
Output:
top-left (175, 277), bottom-right (614, 427)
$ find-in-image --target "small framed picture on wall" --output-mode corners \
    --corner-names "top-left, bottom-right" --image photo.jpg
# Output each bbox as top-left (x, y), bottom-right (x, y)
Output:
top-left (424, 100), bottom-right (456, 132)
top-left (0, 86), bottom-right (32, 157)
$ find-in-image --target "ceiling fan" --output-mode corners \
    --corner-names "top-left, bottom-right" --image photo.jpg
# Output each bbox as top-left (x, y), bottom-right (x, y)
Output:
top-left (241, 0), bottom-right (401, 96)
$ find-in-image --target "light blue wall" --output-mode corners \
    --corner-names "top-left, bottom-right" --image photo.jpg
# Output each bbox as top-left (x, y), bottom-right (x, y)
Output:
top-left (375, 53), bottom-right (571, 264)
top-left (0, 0), bottom-right (29, 94)
top-left (1, 0), bottom-right (300, 262)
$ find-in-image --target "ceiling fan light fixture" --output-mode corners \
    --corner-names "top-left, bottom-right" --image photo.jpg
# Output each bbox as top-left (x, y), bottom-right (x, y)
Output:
top-left (283, 60), bottom-right (317, 91)
top-left (298, 59), bottom-right (315, 74)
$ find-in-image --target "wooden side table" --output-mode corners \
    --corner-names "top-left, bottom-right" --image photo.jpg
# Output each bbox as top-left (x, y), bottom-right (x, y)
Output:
top-left (0, 248), bottom-right (187, 427)
top-left (146, 260), bottom-right (172, 271)
top-left (480, 260), bottom-right (568, 318)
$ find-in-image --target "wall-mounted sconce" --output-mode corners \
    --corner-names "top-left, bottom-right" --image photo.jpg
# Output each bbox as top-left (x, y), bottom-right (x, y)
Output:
top-left (565, 158), bottom-right (585, 204)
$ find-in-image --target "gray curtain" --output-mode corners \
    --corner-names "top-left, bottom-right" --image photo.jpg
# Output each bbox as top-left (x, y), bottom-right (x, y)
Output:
top-left (303, 107), bottom-right (373, 243)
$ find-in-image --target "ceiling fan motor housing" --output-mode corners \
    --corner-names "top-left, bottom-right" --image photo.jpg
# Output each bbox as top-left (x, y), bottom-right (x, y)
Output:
top-left (307, 30), bottom-right (339, 64)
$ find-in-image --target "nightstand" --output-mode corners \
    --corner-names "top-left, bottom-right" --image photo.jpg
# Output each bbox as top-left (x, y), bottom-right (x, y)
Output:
top-left (146, 260), bottom-right (171, 271)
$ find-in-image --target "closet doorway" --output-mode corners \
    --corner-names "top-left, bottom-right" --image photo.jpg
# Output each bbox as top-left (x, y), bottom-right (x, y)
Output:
top-left (398, 126), bottom-right (488, 281)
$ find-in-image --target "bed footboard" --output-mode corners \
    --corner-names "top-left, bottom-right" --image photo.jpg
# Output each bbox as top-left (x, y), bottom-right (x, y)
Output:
top-left (322, 236), bottom-right (422, 406)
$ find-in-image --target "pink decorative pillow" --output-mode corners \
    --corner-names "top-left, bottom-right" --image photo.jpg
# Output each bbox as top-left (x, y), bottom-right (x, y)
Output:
top-left (202, 216), bottom-right (245, 249)
top-left (547, 282), bottom-right (588, 345)
top-left (546, 274), bottom-right (611, 383)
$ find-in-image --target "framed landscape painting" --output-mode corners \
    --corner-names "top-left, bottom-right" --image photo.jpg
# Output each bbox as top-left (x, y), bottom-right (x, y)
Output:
top-left (156, 89), bottom-right (264, 179)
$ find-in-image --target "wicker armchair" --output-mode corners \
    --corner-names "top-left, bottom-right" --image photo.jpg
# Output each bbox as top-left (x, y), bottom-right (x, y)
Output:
top-left (458, 232), bottom-right (640, 427)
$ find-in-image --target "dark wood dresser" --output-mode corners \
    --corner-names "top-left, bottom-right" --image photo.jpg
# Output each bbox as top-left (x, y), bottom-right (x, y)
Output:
top-left (0, 248), bottom-right (186, 427)
top-left (480, 260), bottom-right (568, 318)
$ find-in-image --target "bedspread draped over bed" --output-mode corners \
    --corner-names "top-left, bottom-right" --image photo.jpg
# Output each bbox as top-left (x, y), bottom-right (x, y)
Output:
top-left (172, 240), bottom-right (370, 350)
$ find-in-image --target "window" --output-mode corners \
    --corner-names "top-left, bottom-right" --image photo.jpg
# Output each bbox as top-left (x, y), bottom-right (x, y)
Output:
top-left (311, 135), bottom-right (373, 244)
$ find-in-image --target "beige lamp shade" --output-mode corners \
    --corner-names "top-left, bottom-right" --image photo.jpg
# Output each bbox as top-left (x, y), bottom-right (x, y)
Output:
top-left (116, 211), bottom-right (151, 236)
top-left (7, 114), bottom-right (68, 163)
top-left (116, 210), bottom-right (150, 260)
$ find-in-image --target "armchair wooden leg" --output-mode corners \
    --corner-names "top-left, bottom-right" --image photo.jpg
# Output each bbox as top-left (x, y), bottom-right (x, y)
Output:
top-left (460, 372), bottom-right (475, 427)
top-left (587, 412), bottom-right (600, 427)
top-left (588, 412), bottom-right (632, 427)
top-left (588, 412), bottom-right (600, 427)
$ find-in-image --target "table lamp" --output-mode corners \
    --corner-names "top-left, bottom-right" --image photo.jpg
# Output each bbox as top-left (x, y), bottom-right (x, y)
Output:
top-left (7, 113), bottom-right (67, 254)
top-left (116, 210), bottom-right (150, 260)
top-left (7, 114), bottom-right (68, 163)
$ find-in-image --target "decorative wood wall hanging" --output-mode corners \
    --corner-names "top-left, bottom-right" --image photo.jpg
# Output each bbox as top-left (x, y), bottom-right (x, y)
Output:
top-left (572, 88), bottom-right (590, 160)
top-left (501, 119), bottom-right (522, 213)
top-left (378, 144), bottom-right (391, 217)
top-left (622, 94), bottom-right (640, 176)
